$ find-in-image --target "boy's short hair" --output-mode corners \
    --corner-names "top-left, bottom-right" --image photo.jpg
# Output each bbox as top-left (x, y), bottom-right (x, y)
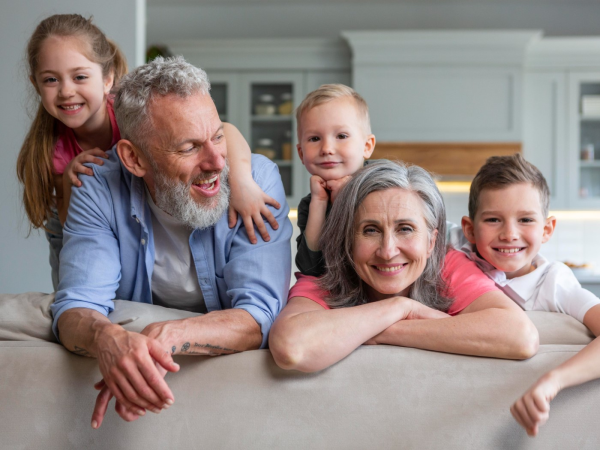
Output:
top-left (469, 153), bottom-right (550, 219)
top-left (295, 84), bottom-right (371, 135)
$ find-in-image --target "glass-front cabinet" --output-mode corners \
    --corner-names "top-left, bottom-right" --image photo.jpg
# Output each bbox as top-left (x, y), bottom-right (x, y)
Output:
top-left (569, 72), bottom-right (600, 208)
top-left (208, 71), bottom-right (306, 208)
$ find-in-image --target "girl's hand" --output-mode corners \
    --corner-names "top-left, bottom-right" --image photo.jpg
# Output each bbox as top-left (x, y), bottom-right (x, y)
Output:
top-left (326, 175), bottom-right (352, 203)
top-left (228, 177), bottom-right (281, 244)
top-left (64, 148), bottom-right (109, 187)
top-left (510, 372), bottom-right (562, 437)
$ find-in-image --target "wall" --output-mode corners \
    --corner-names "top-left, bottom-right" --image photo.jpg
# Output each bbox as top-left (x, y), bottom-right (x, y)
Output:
top-left (0, 0), bottom-right (144, 293)
top-left (147, 2), bottom-right (600, 43)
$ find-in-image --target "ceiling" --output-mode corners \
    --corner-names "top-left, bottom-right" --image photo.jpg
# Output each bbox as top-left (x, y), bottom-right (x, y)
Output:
top-left (147, 0), bottom-right (598, 5)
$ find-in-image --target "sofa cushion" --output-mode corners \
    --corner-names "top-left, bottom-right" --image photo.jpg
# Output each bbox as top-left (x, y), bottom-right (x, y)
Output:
top-left (0, 293), bottom-right (594, 345)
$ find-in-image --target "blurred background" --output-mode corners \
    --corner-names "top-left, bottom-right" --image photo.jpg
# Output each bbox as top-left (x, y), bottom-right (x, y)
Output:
top-left (3, 0), bottom-right (600, 293)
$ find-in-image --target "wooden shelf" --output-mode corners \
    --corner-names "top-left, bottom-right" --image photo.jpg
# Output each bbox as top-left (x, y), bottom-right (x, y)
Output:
top-left (251, 115), bottom-right (293, 122)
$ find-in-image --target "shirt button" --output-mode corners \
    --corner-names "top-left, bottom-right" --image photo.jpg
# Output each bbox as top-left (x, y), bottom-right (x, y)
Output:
top-left (141, 239), bottom-right (146, 245)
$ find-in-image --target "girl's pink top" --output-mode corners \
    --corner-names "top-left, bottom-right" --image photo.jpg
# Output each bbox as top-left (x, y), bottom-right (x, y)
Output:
top-left (288, 249), bottom-right (499, 315)
top-left (52, 98), bottom-right (120, 175)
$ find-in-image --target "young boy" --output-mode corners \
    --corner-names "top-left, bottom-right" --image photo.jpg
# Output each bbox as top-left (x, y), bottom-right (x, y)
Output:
top-left (295, 84), bottom-right (376, 276)
top-left (449, 153), bottom-right (600, 437)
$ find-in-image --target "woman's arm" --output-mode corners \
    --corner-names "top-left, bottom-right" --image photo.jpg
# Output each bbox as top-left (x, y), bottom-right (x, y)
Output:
top-left (224, 123), bottom-right (280, 244)
top-left (269, 296), bottom-right (448, 373)
top-left (369, 290), bottom-right (539, 359)
top-left (511, 304), bottom-right (600, 436)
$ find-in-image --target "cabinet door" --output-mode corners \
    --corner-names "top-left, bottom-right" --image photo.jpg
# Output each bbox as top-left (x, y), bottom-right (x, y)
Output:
top-left (205, 71), bottom-right (242, 128)
top-left (239, 72), bottom-right (306, 208)
top-left (567, 71), bottom-right (600, 209)
top-left (523, 71), bottom-right (568, 209)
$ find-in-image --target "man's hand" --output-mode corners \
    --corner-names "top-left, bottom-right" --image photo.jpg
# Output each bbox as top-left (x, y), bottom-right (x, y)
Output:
top-left (93, 326), bottom-right (179, 427)
top-left (91, 361), bottom-right (170, 428)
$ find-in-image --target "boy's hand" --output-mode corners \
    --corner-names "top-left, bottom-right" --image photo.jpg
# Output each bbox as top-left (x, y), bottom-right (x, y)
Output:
top-left (64, 148), bottom-right (109, 187)
top-left (228, 176), bottom-right (280, 244)
top-left (510, 372), bottom-right (561, 437)
top-left (326, 175), bottom-right (352, 203)
top-left (309, 175), bottom-right (329, 203)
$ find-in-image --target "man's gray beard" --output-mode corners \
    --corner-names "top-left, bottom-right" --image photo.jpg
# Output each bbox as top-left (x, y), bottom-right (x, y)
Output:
top-left (154, 164), bottom-right (230, 230)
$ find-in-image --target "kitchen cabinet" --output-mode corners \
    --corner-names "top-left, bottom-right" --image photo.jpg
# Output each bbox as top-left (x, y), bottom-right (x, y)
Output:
top-left (567, 72), bottom-right (600, 209)
top-left (524, 38), bottom-right (600, 210)
top-left (167, 39), bottom-right (351, 208)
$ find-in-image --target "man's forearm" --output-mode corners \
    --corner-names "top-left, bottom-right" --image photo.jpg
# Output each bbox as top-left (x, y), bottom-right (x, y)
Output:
top-left (57, 308), bottom-right (120, 357)
top-left (374, 308), bottom-right (538, 360)
top-left (143, 309), bottom-right (262, 356)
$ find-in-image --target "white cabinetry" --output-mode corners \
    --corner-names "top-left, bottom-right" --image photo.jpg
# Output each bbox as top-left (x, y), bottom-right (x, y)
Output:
top-left (167, 39), bottom-right (350, 208)
top-left (524, 39), bottom-right (600, 209)
top-left (342, 31), bottom-right (540, 143)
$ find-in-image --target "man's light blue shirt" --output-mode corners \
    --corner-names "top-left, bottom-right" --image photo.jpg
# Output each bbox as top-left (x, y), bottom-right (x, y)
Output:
top-left (51, 150), bottom-right (292, 348)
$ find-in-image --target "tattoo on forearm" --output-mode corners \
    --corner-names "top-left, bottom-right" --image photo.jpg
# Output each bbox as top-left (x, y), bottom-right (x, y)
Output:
top-left (177, 341), bottom-right (241, 356)
top-left (172, 346), bottom-right (176, 355)
top-left (72, 346), bottom-right (92, 357)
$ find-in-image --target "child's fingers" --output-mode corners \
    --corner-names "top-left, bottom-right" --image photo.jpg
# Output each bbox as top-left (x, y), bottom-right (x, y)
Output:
top-left (86, 148), bottom-right (110, 158)
top-left (242, 216), bottom-right (258, 245)
top-left (228, 205), bottom-right (238, 229)
top-left (262, 194), bottom-right (281, 210)
top-left (252, 214), bottom-right (271, 243)
top-left (260, 206), bottom-right (279, 231)
top-left (511, 398), bottom-right (536, 435)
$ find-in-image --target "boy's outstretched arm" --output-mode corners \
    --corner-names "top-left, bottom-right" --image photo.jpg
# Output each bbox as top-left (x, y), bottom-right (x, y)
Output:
top-left (224, 123), bottom-right (280, 243)
top-left (511, 304), bottom-right (600, 437)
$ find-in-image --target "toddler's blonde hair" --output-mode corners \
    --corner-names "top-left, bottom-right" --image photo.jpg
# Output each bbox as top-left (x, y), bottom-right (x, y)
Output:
top-left (295, 84), bottom-right (371, 136)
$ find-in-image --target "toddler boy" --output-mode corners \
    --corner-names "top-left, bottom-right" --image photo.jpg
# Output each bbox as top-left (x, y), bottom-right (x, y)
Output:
top-left (449, 153), bottom-right (600, 437)
top-left (295, 84), bottom-right (376, 276)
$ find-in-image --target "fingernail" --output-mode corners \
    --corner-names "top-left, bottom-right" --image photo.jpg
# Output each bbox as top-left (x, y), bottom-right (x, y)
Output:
top-left (166, 398), bottom-right (174, 406)
top-left (162, 403), bottom-right (170, 410)
top-left (137, 409), bottom-right (146, 416)
top-left (151, 408), bottom-right (161, 414)
top-left (91, 420), bottom-right (98, 429)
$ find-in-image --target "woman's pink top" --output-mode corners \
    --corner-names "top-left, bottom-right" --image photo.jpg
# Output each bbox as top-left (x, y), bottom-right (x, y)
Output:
top-left (52, 98), bottom-right (120, 175)
top-left (288, 249), bottom-right (499, 315)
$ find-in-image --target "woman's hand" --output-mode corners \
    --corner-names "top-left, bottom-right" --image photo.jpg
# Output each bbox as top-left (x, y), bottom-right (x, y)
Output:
top-left (510, 372), bottom-right (562, 437)
top-left (64, 148), bottom-right (109, 187)
top-left (227, 176), bottom-right (281, 244)
top-left (364, 297), bottom-right (449, 345)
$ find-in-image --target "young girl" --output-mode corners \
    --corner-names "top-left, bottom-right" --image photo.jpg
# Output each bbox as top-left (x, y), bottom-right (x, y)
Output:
top-left (17, 14), bottom-right (280, 291)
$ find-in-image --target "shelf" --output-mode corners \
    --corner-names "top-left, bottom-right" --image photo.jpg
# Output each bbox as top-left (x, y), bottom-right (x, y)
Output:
top-left (273, 160), bottom-right (293, 167)
top-left (251, 115), bottom-right (293, 122)
top-left (580, 115), bottom-right (600, 122)
top-left (580, 161), bottom-right (600, 168)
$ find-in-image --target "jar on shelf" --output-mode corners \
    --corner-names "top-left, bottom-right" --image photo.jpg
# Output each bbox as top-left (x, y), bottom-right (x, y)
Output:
top-left (254, 138), bottom-right (276, 160)
top-left (255, 94), bottom-right (276, 116)
top-left (581, 142), bottom-right (595, 161)
top-left (278, 92), bottom-right (293, 116)
top-left (281, 129), bottom-right (292, 161)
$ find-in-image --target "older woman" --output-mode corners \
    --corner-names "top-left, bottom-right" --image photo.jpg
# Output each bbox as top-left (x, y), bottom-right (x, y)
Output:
top-left (270, 161), bottom-right (539, 373)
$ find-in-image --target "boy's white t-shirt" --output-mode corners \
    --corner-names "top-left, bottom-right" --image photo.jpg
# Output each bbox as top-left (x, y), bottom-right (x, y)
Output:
top-left (448, 227), bottom-right (600, 323)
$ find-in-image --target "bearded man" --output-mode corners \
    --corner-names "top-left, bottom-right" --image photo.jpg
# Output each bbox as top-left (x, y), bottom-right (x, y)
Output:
top-left (51, 56), bottom-right (292, 427)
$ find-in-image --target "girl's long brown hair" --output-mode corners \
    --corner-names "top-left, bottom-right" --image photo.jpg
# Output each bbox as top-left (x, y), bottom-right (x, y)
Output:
top-left (16, 14), bottom-right (127, 231)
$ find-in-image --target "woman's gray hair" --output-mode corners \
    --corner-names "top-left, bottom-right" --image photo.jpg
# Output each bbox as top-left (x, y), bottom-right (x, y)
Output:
top-left (319, 160), bottom-right (452, 311)
top-left (112, 55), bottom-right (211, 149)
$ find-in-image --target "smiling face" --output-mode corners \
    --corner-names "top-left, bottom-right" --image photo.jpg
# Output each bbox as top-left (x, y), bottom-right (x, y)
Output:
top-left (462, 183), bottom-right (556, 279)
top-left (296, 97), bottom-right (374, 181)
top-left (33, 36), bottom-right (113, 135)
top-left (142, 91), bottom-right (228, 225)
top-left (352, 188), bottom-right (437, 302)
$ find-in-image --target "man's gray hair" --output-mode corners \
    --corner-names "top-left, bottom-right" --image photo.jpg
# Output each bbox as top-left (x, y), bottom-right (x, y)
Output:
top-left (113, 55), bottom-right (211, 148)
top-left (319, 160), bottom-right (453, 311)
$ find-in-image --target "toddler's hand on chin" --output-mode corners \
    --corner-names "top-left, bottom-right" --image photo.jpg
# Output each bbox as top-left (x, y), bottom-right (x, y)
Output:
top-left (309, 175), bottom-right (329, 203)
top-left (326, 175), bottom-right (352, 203)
